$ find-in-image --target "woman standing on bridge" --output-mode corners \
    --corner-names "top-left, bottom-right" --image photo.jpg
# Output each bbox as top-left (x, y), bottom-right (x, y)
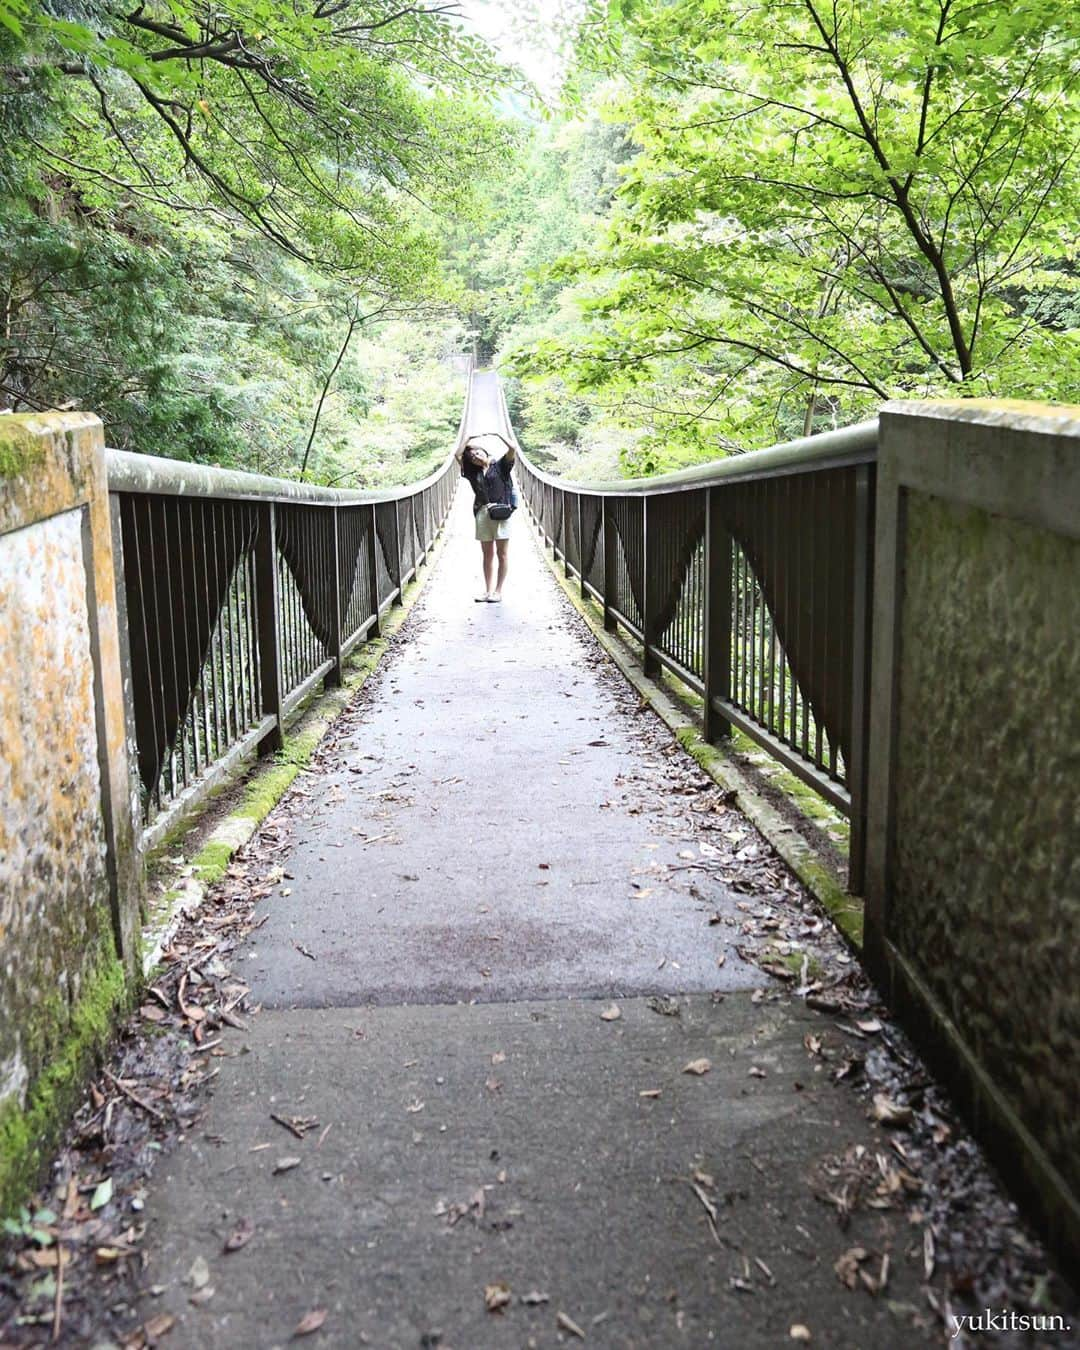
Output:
top-left (457, 433), bottom-right (516, 603)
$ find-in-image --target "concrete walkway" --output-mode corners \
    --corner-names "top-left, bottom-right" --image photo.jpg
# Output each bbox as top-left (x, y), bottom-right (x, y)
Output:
top-left (129, 383), bottom-right (936, 1348)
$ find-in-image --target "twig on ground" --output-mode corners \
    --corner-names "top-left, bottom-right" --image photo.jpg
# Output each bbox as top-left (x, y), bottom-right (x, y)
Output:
top-left (103, 1069), bottom-right (165, 1123)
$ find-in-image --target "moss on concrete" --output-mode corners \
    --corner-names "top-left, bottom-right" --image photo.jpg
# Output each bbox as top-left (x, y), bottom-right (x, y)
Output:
top-left (0, 426), bottom-right (46, 481)
top-left (0, 951), bottom-right (128, 1217)
top-left (191, 839), bottom-right (236, 886)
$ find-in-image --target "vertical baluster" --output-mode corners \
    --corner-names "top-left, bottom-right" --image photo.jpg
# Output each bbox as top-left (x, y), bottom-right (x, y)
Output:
top-left (390, 500), bottom-right (404, 605)
top-left (255, 501), bottom-right (284, 754)
top-left (366, 504), bottom-right (381, 638)
top-left (704, 487), bottom-right (732, 742)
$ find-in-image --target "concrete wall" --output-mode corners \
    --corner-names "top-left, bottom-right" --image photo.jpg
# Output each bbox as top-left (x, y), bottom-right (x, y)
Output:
top-left (0, 413), bottom-right (140, 1209)
top-left (866, 399), bottom-right (1080, 1269)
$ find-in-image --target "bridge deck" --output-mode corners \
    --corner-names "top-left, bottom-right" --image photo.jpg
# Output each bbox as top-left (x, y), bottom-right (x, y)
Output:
top-left (126, 378), bottom-right (934, 1347)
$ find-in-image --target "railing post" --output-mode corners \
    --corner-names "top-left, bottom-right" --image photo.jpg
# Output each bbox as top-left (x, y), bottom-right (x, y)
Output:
top-left (390, 501), bottom-right (404, 606)
top-left (642, 497), bottom-right (661, 676)
top-left (846, 463), bottom-right (874, 893)
top-left (366, 503), bottom-right (381, 639)
top-left (578, 495), bottom-right (587, 600)
top-left (563, 491), bottom-right (572, 578)
top-left (254, 501), bottom-right (284, 754)
top-left (326, 505), bottom-right (344, 689)
top-left (703, 486), bottom-right (733, 742)
top-left (602, 497), bottom-right (617, 632)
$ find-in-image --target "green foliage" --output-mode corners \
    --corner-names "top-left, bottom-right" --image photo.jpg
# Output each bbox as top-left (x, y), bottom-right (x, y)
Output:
top-left (0, 1), bottom-right (510, 475)
top-left (513, 0), bottom-right (1080, 467)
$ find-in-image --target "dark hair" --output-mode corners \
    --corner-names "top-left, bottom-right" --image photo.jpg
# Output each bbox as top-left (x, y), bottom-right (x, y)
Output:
top-left (460, 440), bottom-right (486, 477)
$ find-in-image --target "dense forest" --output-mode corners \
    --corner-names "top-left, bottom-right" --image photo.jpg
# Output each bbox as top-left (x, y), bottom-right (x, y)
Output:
top-left (2, 1), bottom-right (1077, 483)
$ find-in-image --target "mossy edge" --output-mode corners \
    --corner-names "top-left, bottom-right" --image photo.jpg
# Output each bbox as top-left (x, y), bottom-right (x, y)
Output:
top-left (0, 425), bottom-right (46, 481)
top-left (0, 951), bottom-right (128, 1218)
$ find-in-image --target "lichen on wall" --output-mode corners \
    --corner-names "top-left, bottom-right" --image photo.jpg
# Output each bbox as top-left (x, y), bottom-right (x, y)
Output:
top-left (891, 489), bottom-right (1080, 1194)
top-left (0, 507), bottom-right (113, 1122)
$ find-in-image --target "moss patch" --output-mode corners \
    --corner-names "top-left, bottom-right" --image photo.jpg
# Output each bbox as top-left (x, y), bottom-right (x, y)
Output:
top-left (0, 952), bottom-right (128, 1217)
top-left (0, 426), bottom-right (45, 481)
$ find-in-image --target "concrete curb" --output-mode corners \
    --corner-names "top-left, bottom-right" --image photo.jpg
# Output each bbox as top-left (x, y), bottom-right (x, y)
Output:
top-left (529, 528), bottom-right (864, 951)
top-left (141, 534), bottom-right (447, 974)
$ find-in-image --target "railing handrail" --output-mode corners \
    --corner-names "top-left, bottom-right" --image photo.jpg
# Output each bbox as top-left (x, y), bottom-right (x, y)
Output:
top-left (514, 417), bottom-right (879, 496)
top-left (105, 356), bottom-right (473, 504)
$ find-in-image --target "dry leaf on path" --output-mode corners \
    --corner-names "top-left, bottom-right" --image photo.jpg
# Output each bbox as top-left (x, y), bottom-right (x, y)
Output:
top-left (484, 1282), bottom-right (512, 1313)
top-left (599, 1005), bottom-right (621, 1021)
top-left (224, 1218), bottom-right (255, 1253)
top-left (143, 1313), bottom-right (176, 1339)
top-left (273, 1156), bottom-right (301, 1175)
top-left (293, 1307), bottom-right (327, 1337)
top-left (186, 1256), bottom-right (210, 1289)
top-left (639, 1089), bottom-right (662, 1098)
top-left (790, 1326), bottom-right (812, 1342)
top-left (557, 1310), bottom-right (587, 1339)
top-left (834, 1246), bottom-right (869, 1289)
top-left (871, 1094), bottom-right (913, 1127)
top-left (520, 1290), bottom-right (550, 1305)
top-left (683, 1058), bottom-right (711, 1076)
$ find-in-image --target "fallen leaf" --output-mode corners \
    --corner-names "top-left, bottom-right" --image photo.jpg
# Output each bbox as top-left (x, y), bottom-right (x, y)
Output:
top-left (683, 1058), bottom-right (711, 1076)
top-left (143, 1313), bottom-right (176, 1339)
top-left (189, 1285), bottom-right (215, 1306)
top-left (90, 1177), bottom-right (113, 1211)
top-left (871, 1094), bottom-right (913, 1127)
top-left (639, 1089), bottom-right (662, 1099)
top-left (557, 1310), bottom-right (587, 1339)
top-left (186, 1255), bottom-right (210, 1289)
top-left (224, 1218), bottom-right (255, 1253)
top-left (406, 1100), bottom-right (425, 1113)
top-left (716, 952), bottom-right (727, 967)
top-left (484, 1282), bottom-right (512, 1313)
top-left (790, 1326), bottom-right (812, 1342)
top-left (293, 1307), bottom-right (327, 1337)
top-left (491, 1051), bottom-right (506, 1065)
top-left (520, 1290), bottom-right (550, 1305)
top-left (834, 1246), bottom-right (869, 1289)
top-left (599, 1005), bottom-right (621, 1021)
top-left (856, 1018), bottom-right (882, 1034)
top-left (273, 1156), bottom-right (302, 1175)
top-left (748, 1066), bottom-right (766, 1078)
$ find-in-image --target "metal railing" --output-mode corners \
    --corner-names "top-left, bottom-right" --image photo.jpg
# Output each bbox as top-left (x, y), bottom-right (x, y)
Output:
top-left (108, 373), bottom-right (470, 851)
top-left (513, 401), bottom-right (877, 892)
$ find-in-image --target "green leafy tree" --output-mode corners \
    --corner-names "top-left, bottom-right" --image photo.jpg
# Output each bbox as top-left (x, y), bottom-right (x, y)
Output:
top-left (525, 0), bottom-right (1080, 459)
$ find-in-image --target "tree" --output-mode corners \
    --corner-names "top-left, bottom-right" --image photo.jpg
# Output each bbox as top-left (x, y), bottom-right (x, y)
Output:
top-left (524, 0), bottom-right (1080, 457)
top-left (6, 1), bottom-right (509, 281)
top-left (0, 2), bottom-right (511, 470)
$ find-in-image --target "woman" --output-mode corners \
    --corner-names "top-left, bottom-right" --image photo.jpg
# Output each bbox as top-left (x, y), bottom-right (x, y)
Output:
top-left (456, 433), bottom-right (517, 603)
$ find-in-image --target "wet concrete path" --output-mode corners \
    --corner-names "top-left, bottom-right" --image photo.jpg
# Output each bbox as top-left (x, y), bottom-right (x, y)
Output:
top-left (129, 377), bottom-right (938, 1349)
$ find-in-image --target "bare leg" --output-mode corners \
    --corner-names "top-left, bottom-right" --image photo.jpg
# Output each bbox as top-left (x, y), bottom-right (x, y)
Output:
top-left (480, 540), bottom-right (496, 599)
top-left (494, 539), bottom-right (510, 598)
